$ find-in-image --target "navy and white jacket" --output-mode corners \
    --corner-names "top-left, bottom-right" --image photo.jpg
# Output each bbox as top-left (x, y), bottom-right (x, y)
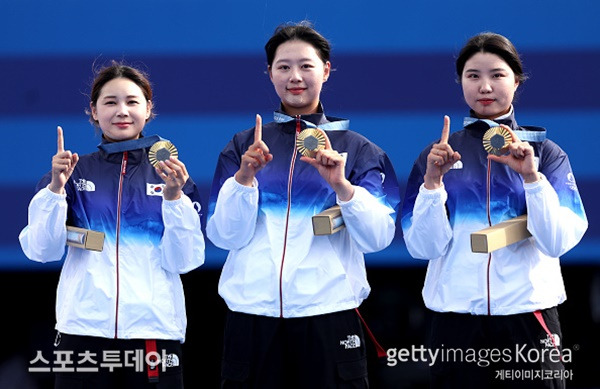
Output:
top-left (401, 109), bottom-right (588, 315)
top-left (207, 109), bottom-right (401, 318)
top-left (19, 135), bottom-right (205, 342)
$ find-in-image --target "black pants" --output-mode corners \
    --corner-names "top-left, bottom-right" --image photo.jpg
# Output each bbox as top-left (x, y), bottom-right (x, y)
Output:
top-left (221, 309), bottom-right (369, 389)
top-left (429, 307), bottom-right (566, 389)
top-left (53, 333), bottom-right (184, 389)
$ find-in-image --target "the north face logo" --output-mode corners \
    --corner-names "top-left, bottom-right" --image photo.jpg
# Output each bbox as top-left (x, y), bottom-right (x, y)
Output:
top-left (340, 335), bottom-right (361, 349)
top-left (540, 333), bottom-right (561, 348)
top-left (75, 179), bottom-right (95, 192)
top-left (164, 353), bottom-right (180, 368)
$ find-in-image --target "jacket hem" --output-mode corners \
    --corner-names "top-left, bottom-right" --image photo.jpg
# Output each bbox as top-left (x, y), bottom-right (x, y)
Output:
top-left (225, 300), bottom-right (362, 318)
top-left (424, 298), bottom-right (566, 316)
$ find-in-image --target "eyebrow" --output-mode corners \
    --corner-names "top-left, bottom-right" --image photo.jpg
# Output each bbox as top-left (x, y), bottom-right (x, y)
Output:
top-left (464, 67), bottom-right (508, 73)
top-left (101, 95), bottom-right (142, 100)
top-left (274, 57), bottom-right (315, 64)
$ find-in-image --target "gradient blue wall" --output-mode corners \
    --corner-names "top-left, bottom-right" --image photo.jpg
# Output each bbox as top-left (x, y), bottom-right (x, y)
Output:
top-left (2, 0), bottom-right (599, 269)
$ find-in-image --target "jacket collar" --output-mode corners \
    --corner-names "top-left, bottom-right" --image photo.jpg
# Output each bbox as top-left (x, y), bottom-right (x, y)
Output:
top-left (463, 106), bottom-right (519, 132)
top-left (274, 103), bottom-right (350, 131)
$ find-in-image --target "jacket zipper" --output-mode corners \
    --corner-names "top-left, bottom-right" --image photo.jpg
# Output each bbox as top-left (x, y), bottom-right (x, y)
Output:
top-left (279, 116), bottom-right (301, 317)
top-left (114, 151), bottom-right (128, 338)
top-left (486, 159), bottom-right (492, 316)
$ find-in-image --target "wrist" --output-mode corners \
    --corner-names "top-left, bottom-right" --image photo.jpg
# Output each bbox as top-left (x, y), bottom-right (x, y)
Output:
top-left (423, 174), bottom-right (443, 190)
top-left (333, 180), bottom-right (354, 202)
top-left (523, 172), bottom-right (540, 184)
top-left (162, 189), bottom-right (182, 201)
top-left (234, 171), bottom-right (254, 187)
top-left (47, 182), bottom-right (65, 195)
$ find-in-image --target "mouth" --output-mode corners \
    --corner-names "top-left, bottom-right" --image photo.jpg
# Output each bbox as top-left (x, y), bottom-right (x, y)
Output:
top-left (113, 122), bottom-right (132, 128)
top-left (287, 87), bottom-right (306, 95)
top-left (478, 99), bottom-right (495, 106)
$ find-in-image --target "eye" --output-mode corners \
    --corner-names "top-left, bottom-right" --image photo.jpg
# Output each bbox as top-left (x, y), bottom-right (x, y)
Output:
top-left (301, 63), bottom-right (315, 69)
top-left (277, 65), bottom-right (289, 70)
top-left (465, 73), bottom-right (479, 79)
top-left (127, 100), bottom-right (140, 105)
top-left (104, 101), bottom-right (116, 105)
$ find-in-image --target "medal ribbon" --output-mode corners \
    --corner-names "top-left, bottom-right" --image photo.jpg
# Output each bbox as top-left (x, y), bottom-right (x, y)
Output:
top-left (463, 117), bottom-right (546, 142)
top-left (98, 134), bottom-right (168, 154)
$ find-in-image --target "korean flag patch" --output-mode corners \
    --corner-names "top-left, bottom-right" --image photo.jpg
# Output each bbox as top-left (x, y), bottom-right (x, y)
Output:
top-left (147, 183), bottom-right (166, 196)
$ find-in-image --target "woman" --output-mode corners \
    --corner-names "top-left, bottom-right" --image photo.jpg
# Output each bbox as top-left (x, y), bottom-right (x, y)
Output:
top-left (401, 32), bottom-right (588, 388)
top-left (19, 61), bottom-right (205, 388)
top-left (207, 22), bottom-right (400, 388)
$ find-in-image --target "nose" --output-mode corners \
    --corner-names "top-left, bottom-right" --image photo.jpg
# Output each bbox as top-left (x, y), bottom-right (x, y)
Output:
top-left (289, 67), bottom-right (302, 82)
top-left (479, 79), bottom-right (492, 93)
top-left (116, 102), bottom-right (129, 116)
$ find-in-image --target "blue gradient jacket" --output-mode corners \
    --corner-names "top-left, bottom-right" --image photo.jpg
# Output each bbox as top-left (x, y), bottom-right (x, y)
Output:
top-left (401, 110), bottom-right (588, 315)
top-left (19, 135), bottom-right (205, 342)
top-left (207, 109), bottom-right (401, 318)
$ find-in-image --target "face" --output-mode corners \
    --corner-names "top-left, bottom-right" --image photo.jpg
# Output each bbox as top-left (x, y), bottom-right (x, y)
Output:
top-left (461, 52), bottom-right (519, 119)
top-left (268, 39), bottom-right (330, 116)
top-left (91, 77), bottom-right (152, 142)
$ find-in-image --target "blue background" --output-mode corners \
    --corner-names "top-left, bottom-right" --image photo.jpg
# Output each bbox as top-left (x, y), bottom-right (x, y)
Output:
top-left (1, 1), bottom-right (599, 387)
top-left (3, 0), bottom-right (599, 270)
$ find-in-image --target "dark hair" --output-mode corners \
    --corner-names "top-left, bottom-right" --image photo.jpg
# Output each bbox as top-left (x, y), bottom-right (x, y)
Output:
top-left (87, 60), bottom-right (155, 126)
top-left (264, 21), bottom-right (331, 67)
top-left (455, 32), bottom-right (528, 83)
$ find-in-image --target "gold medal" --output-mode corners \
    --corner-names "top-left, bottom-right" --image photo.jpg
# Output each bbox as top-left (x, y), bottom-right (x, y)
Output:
top-left (482, 126), bottom-right (512, 156)
top-left (296, 128), bottom-right (326, 158)
top-left (148, 141), bottom-right (178, 167)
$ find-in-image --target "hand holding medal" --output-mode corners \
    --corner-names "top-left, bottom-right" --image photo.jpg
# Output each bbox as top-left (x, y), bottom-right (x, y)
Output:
top-left (299, 128), bottom-right (354, 202)
top-left (486, 124), bottom-right (539, 183)
top-left (149, 140), bottom-right (189, 200)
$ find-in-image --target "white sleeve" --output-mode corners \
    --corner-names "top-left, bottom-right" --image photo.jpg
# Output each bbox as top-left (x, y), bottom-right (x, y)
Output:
top-left (160, 193), bottom-right (205, 274)
top-left (525, 174), bottom-right (588, 257)
top-left (402, 184), bottom-right (453, 259)
top-left (18, 187), bottom-right (68, 262)
top-left (338, 185), bottom-right (396, 253)
top-left (206, 176), bottom-right (260, 250)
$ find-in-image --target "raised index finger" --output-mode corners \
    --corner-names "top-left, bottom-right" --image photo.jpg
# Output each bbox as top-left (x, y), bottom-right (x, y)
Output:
top-left (57, 126), bottom-right (65, 153)
top-left (440, 115), bottom-right (450, 144)
top-left (254, 114), bottom-right (262, 144)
